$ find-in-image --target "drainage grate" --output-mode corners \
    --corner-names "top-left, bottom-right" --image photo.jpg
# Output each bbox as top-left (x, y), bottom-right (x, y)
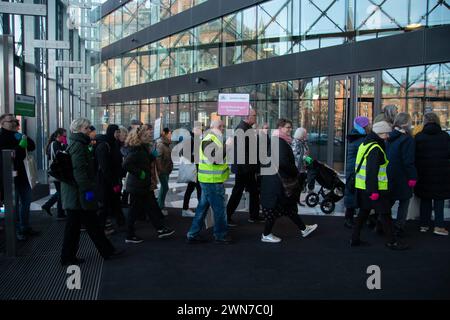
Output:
top-left (0, 222), bottom-right (103, 300)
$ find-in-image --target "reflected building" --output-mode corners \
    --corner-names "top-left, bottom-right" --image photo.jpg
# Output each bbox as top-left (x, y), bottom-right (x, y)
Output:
top-left (95, 0), bottom-right (450, 173)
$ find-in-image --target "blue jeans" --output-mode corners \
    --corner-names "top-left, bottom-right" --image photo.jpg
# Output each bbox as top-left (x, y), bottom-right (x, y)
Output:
top-left (420, 199), bottom-right (445, 228)
top-left (187, 183), bottom-right (228, 241)
top-left (157, 174), bottom-right (170, 209)
top-left (15, 179), bottom-right (32, 234)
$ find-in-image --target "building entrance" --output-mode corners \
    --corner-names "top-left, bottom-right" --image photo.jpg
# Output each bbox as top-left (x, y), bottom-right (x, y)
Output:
top-left (327, 72), bottom-right (381, 174)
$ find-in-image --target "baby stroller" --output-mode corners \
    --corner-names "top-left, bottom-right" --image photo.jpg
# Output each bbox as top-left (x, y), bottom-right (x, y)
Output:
top-left (305, 160), bottom-right (345, 214)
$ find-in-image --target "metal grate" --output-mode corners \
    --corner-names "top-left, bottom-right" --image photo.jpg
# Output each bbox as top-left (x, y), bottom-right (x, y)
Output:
top-left (0, 222), bottom-right (103, 300)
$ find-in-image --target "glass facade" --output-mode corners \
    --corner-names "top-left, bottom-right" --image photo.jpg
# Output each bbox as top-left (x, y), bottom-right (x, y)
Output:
top-left (100, 0), bottom-right (208, 48)
top-left (93, 62), bottom-right (450, 141)
top-left (97, 0), bottom-right (450, 92)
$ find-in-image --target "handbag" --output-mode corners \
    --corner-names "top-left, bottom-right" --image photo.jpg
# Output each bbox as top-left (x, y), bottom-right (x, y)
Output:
top-left (347, 142), bottom-right (376, 194)
top-left (278, 172), bottom-right (301, 199)
top-left (24, 150), bottom-right (38, 189)
top-left (177, 157), bottom-right (197, 183)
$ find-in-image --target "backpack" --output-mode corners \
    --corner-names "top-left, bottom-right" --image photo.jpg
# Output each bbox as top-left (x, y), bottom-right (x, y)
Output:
top-left (48, 150), bottom-right (76, 185)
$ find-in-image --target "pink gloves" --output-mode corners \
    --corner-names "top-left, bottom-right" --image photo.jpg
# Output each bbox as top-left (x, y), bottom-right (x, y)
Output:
top-left (113, 185), bottom-right (121, 193)
top-left (369, 193), bottom-right (380, 201)
top-left (408, 180), bottom-right (417, 188)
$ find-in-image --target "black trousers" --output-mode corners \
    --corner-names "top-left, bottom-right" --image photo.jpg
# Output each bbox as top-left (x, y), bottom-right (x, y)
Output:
top-left (61, 209), bottom-right (115, 262)
top-left (352, 195), bottom-right (395, 243)
top-left (262, 206), bottom-right (306, 236)
top-left (127, 192), bottom-right (164, 237)
top-left (227, 171), bottom-right (260, 219)
top-left (43, 181), bottom-right (65, 217)
top-left (183, 181), bottom-right (201, 210)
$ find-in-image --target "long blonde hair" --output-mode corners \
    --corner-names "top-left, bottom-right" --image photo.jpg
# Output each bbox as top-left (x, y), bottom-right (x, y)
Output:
top-left (125, 127), bottom-right (146, 147)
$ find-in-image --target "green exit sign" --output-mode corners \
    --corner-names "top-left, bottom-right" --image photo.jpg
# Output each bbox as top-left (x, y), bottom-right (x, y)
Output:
top-left (15, 94), bottom-right (35, 117)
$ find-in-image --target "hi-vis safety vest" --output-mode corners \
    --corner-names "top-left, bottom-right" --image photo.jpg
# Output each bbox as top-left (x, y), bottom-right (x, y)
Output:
top-left (354, 142), bottom-right (389, 191)
top-left (198, 133), bottom-right (230, 183)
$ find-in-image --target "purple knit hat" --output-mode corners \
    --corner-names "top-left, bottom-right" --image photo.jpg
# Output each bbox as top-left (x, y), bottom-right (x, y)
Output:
top-left (354, 116), bottom-right (370, 128)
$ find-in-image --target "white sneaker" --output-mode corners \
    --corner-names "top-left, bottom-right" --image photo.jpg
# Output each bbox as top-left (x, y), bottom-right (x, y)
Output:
top-left (261, 233), bottom-right (282, 243)
top-left (433, 227), bottom-right (449, 236)
top-left (162, 209), bottom-right (169, 216)
top-left (182, 209), bottom-right (196, 217)
top-left (301, 224), bottom-right (318, 238)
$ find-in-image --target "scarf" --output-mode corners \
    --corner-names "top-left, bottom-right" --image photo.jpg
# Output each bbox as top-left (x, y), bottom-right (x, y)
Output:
top-left (272, 129), bottom-right (293, 144)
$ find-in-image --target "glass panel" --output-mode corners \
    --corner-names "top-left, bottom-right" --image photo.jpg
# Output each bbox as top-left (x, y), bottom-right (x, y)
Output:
top-left (158, 38), bottom-right (171, 80)
top-left (122, 102), bottom-right (139, 127)
top-left (137, 0), bottom-right (152, 31)
top-left (333, 78), bottom-right (350, 172)
top-left (170, 30), bottom-right (193, 77)
top-left (100, 15), bottom-right (110, 47)
top-left (112, 7), bottom-right (122, 43)
top-left (357, 75), bottom-right (375, 121)
top-left (257, 0), bottom-right (299, 59)
top-left (123, 1), bottom-right (138, 38)
top-left (123, 50), bottom-right (139, 87)
top-left (138, 45), bottom-right (151, 84)
top-left (222, 7), bottom-right (257, 66)
top-left (170, 0), bottom-right (192, 16)
top-left (427, 0), bottom-right (450, 26)
top-left (425, 63), bottom-right (450, 129)
top-left (193, 20), bottom-right (220, 72)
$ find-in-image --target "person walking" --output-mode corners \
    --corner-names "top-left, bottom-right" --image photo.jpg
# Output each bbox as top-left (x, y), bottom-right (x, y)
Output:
top-left (123, 127), bottom-right (174, 244)
top-left (60, 118), bottom-right (119, 266)
top-left (42, 128), bottom-right (68, 220)
top-left (292, 127), bottom-right (312, 206)
top-left (351, 120), bottom-right (408, 250)
top-left (0, 114), bottom-right (37, 241)
top-left (344, 117), bottom-right (371, 228)
top-left (386, 113), bottom-right (417, 236)
top-left (260, 119), bottom-right (318, 243)
top-left (227, 109), bottom-right (263, 226)
top-left (156, 127), bottom-right (174, 216)
top-left (415, 112), bottom-right (450, 236)
top-left (95, 124), bottom-right (124, 234)
top-left (187, 120), bottom-right (233, 244)
top-left (181, 129), bottom-right (202, 217)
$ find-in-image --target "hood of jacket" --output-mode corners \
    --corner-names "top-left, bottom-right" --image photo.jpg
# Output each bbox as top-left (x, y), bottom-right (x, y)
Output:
top-left (347, 128), bottom-right (366, 143)
top-left (95, 134), bottom-right (109, 144)
top-left (387, 128), bottom-right (405, 143)
top-left (106, 124), bottom-right (119, 144)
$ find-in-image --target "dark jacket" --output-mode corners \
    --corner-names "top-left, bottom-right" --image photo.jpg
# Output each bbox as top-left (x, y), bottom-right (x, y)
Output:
top-left (386, 129), bottom-right (417, 201)
top-left (356, 132), bottom-right (390, 211)
top-left (123, 144), bottom-right (157, 195)
top-left (261, 136), bottom-right (299, 209)
top-left (344, 129), bottom-right (366, 208)
top-left (94, 129), bottom-right (122, 202)
top-left (46, 140), bottom-right (66, 161)
top-left (414, 123), bottom-right (450, 200)
top-left (0, 128), bottom-right (36, 188)
top-left (61, 132), bottom-right (97, 211)
top-left (231, 120), bottom-right (259, 175)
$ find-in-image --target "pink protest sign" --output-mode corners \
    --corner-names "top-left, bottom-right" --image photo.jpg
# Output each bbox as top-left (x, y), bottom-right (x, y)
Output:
top-left (218, 93), bottom-right (250, 116)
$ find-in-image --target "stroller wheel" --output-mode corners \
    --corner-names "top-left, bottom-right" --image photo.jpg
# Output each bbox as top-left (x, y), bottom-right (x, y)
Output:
top-left (320, 200), bottom-right (335, 214)
top-left (306, 193), bottom-right (320, 207)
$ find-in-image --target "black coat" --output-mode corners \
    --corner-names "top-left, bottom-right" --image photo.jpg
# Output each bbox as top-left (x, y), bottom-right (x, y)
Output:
top-left (386, 129), bottom-right (417, 201)
top-left (231, 120), bottom-right (259, 175)
top-left (356, 132), bottom-right (390, 211)
top-left (0, 128), bottom-right (36, 188)
top-left (123, 145), bottom-right (156, 195)
top-left (344, 129), bottom-right (366, 208)
top-left (260, 136), bottom-right (298, 209)
top-left (414, 123), bottom-right (450, 200)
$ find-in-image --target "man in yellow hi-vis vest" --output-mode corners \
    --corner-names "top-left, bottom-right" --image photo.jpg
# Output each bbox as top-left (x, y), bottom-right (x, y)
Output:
top-left (187, 120), bottom-right (233, 244)
top-left (351, 120), bottom-right (409, 250)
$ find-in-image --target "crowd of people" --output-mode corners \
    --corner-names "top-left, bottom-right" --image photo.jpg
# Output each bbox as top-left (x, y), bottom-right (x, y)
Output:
top-left (0, 105), bottom-right (449, 265)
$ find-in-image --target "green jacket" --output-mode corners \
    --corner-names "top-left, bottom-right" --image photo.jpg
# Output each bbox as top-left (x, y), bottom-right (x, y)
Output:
top-left (61, 132), bottom-right (98, 211)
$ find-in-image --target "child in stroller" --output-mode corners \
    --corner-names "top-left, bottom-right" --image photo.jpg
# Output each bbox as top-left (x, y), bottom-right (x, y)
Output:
top-left (305, 160), bottom-right (345, 214)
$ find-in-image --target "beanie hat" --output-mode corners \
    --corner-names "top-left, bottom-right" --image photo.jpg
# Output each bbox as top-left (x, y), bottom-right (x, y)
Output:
top-left (354, 116), bottom-right (370, 134)
top-left (372, 121), bottom-right (392, 134)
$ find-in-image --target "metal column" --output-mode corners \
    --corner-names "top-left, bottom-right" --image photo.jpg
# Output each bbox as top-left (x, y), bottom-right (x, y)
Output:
top-left (0, 35), bottom-right (14, 115)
